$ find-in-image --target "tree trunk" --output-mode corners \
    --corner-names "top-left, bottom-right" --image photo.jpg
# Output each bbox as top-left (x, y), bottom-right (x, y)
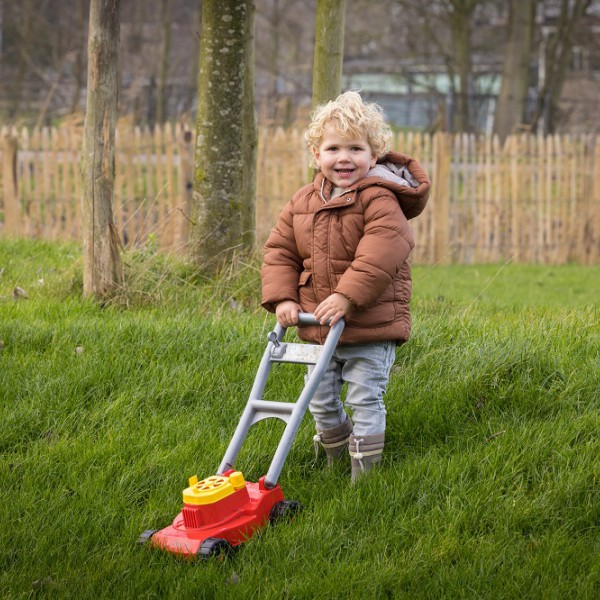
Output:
top-left (183, 1), bottom-right (203, 115)
top-left (447, 0), bottom-right (478, 133)
top-left (8, 0), bottom-right (33, 120)
top-left (493, 0), bottom-right (536, 140)
top-left (80, 0), bottom-right (122, 298)
top-left (190, 0), bottom-right (256, 270)
top-left (156, 0), bottom-right (172, 124)
top-left (312, 0), bottom-right (347, 107)
top-left (69, 0), bottom-right (87, 114)
top-left (241, 0), bottom-right (257, 250)
top-left (531, 0), bottom-right (592, 134)
top-left (265, 0), bottom-right (281, 121)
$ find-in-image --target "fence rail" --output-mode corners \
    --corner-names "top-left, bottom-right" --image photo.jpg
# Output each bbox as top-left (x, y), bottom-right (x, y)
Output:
top-left (1, 124), bottom-right (599, 264)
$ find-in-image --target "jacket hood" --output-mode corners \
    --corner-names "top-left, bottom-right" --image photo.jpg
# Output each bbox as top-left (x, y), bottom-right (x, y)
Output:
top-left (313, 150), bottom-right (430, 220)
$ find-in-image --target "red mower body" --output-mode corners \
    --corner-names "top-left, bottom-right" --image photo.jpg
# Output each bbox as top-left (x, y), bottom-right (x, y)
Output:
top-left (148, 470), bottom-right (284, 557)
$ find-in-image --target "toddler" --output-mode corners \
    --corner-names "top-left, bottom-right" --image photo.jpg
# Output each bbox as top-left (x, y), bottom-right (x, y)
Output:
top-left (261, 91), bottom-right (430, 481)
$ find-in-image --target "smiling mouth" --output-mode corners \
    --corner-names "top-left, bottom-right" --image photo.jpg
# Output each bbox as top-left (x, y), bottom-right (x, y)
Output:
top-left (335, 168), bottom-right (354, 174)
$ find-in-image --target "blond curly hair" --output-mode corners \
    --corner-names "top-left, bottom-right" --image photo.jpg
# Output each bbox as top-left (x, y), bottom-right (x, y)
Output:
top-left (304, 91), bottom-right (392, 168)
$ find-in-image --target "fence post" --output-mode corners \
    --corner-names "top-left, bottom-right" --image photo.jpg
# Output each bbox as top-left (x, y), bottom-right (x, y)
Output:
top-left (2, 134), bottom-right (20, 235)
top-left (176, 123), bottom-right (194, 252)
top-left (432, 131), bottom-right (450, 264)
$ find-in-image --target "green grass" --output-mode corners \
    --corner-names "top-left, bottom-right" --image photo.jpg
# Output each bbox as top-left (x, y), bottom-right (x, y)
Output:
top-left (1, 239), bottom-right (599, 599)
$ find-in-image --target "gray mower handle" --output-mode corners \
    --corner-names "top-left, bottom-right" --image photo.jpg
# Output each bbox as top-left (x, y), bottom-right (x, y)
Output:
top-left (218, 311), bottom-right (344, 486)
top-left (297, 312), bottom-right (331, 327)
top-left (267, 312), bottom-right (343, 345)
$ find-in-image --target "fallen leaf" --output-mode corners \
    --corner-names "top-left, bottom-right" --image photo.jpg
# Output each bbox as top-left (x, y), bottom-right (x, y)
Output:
top-left (13, 286), bottom-right (28, 299)
top-left (32, 577), bottom-right (55, 590)
top-left (486, 430), bottom-right (506, 442)
top-left (227, 571), bottom-right (240, 585)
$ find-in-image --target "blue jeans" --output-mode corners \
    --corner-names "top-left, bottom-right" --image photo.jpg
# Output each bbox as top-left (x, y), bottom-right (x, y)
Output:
top-left (307, 341), bottom-right (396, 437)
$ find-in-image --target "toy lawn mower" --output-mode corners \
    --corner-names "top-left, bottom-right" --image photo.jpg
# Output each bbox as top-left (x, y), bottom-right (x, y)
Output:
top-left (139, 313), bottom-right (344, 559)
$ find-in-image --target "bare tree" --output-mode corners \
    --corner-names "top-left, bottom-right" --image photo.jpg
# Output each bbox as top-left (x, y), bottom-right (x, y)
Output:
top-left (254, 0), bottom-right (317, 123)
top-left (69, 0), bottom-right (88, 114)
top-left (379, 0), bottom-right (489, 133)
top-left (312, 0), bottom-right (347, 106)
top-left (446, 0), bottom-right (480, 133)
top-left (241, 0), bottom-right (257, 249)
top-left (156, 0), bottom-right (172, 124)
top-left (80, 0), bottom-right (123, 297)
top-left (531, 0), bottom-right (593, 133)
top-left (190, 0), bottom-right (256, 269)
top-left (259, 0), bottom-right (282, 121)
top-left (182, 1), bottom-right (203, 116)
top-left (5, 0), bottom-right (34, 120)
top-left (493, 0), bottom-right (537, 140)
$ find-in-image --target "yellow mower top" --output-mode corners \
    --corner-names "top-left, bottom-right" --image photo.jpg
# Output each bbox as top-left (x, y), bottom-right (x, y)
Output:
top-left (183, 472), bottom-right (246, 506)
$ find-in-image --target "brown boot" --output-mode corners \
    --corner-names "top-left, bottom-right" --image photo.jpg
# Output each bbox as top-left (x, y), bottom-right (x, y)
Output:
top-left (313, 417), bottom-right (353, 467)
top-left (348, 433), bottom-right (385, 482)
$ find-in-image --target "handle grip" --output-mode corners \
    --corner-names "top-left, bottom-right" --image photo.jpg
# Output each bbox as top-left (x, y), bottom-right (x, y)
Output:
top-left (297, 312), bottom-right (328, 327)
top-left (267, 313), bottom-right (344, 346)
top-left (296, 312), bottom-right (345, 338)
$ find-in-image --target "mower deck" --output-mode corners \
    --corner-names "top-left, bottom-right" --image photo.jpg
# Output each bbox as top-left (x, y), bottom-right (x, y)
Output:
top-left (145, 471), bottom-right (285, 557)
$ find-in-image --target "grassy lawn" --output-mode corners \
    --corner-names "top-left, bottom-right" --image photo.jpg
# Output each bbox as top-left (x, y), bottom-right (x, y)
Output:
top-left (1, 239), bottom-right (599, 599)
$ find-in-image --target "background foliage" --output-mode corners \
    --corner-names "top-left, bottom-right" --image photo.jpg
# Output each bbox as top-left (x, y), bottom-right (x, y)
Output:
top-left (1, 0), bottom-right (599, 134)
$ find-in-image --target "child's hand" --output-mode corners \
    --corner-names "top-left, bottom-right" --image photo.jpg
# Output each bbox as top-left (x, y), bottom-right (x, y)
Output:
top-left (275, 301), bottom-right (302, 328)
top-left (314, 293), bottom-right (352, 326)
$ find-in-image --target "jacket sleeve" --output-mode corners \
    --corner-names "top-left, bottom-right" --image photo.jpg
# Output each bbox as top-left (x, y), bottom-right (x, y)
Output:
top-left (261, 199), bottom-right (303, 312)
top-left (334, 191), bottom-right (414, 309)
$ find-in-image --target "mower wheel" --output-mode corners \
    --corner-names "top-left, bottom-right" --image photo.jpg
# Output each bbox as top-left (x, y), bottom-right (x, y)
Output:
top-left (198, 537), bottom-right (233, 560)
top-left (269, 500), bottom-right (303, 524)
top-left (137, 529), bottom-right (158, 545)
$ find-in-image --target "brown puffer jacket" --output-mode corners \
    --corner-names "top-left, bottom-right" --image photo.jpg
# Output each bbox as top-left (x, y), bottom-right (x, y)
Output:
top-left (261, 151), bottom-right (430, 345)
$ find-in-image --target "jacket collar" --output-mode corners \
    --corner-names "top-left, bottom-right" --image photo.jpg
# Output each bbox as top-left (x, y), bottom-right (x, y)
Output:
top-left (317, 176), bottom-right (355, 205)
top-left (313, 151), bottom-right (430, 220)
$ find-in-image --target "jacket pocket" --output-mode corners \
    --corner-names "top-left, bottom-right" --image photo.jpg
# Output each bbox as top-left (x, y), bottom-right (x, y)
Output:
top-left (298, 271), bottom-right (312, 287)
top-left (298, 271), bottom-right (316, 309)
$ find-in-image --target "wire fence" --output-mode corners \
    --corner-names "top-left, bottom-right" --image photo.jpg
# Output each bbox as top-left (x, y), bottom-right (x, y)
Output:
top-left (1, 124), bottom-right (599, 264)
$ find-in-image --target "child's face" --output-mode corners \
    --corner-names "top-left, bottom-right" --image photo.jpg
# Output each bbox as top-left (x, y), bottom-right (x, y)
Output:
top-left (313, 124), bottom-right (377, 189)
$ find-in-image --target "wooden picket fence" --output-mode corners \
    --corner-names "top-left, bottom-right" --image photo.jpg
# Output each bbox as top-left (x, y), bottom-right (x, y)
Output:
top-left (0, 122), bottom-right (196, 253)
top-left (1, 123), bottom-right (600, 264)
